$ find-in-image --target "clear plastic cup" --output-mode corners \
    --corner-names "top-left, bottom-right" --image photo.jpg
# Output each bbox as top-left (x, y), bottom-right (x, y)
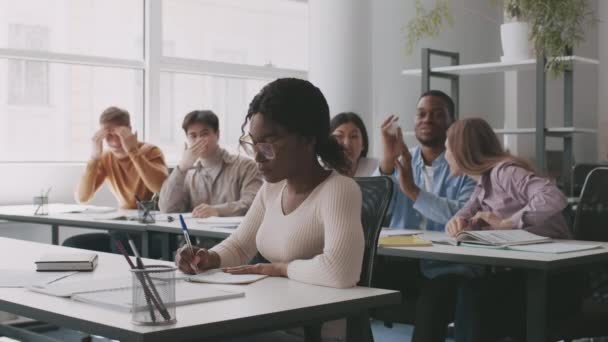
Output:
top-left (130, 265), bottom-right (177, 326)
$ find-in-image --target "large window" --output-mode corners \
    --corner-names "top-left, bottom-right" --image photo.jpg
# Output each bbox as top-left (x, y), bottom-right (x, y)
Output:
top-left (162, 0), bottom-right (308, 70)
top-left (0, 0), bottom-right (308, 163)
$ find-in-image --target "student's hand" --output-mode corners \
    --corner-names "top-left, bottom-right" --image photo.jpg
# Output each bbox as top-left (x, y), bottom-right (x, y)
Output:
top-left (178, 138), bottom-right (208, 171)
top-left (175, 245), bottom-right (220, 274)
top-left (223, 262), bottom-right (288, 277)
top-left (446, 216), bottom-right (470, 237)
top-left (91, 128), bottom-right (108, 160)
top-left (192, 203), bottom-right (219, 218)
top-left (379, 115), bottom-right (405, 174)
top-left (394, 140), bottom-right (420, 201)
top-left (114, 127), bottom-right (138, 153)
top-left (471, 212), bottom-right (514, 230)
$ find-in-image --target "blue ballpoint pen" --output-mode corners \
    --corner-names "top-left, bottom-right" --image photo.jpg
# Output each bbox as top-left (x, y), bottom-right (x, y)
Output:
top-left (179, 214), bottom-right (198, 272)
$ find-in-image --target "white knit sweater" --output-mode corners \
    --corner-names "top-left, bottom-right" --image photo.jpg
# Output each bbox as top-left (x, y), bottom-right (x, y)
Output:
top-left (211, 171), bottom-right (364, 289)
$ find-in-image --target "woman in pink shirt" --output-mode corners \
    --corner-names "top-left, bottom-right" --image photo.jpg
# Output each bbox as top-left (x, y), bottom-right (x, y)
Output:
top-left (443, 118), bottom-right (581, 342)
top-left (444, 118), bottom-right (569, 238)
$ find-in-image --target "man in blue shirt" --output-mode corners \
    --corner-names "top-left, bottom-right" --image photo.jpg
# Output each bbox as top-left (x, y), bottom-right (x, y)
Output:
top-left (377, 92), bottom-right (475, 231)
top-left (373, 90), bottom-right (475, 342)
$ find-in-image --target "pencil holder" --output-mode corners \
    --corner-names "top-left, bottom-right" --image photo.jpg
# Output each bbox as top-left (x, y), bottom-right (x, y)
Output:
top-left (33, 196), bottom-right (49, 216)
top-left (130, 265), bottom-right (177, 325)
top-left (137, 200), bottom-right (156, 223)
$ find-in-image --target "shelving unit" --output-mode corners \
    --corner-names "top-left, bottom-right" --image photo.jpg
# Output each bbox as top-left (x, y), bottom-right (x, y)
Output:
top-left (402, 48), bottom-right (599, 193)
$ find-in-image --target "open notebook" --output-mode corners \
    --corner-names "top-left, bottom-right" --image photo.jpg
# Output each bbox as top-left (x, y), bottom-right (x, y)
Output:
top-left (183, 269), bottom-right (268, 284)
top-left (72, 281), bottom-right (244, 312)
top-left (28, 276), bottom-right (244, 312)
top-left (453, 230), bottom-right (551, 247)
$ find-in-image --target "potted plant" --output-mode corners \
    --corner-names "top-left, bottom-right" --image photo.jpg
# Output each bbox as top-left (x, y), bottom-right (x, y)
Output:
top-left (500, 0), bottom-right (532, 62)
top-left (405, 0), bottom-right (595, 75)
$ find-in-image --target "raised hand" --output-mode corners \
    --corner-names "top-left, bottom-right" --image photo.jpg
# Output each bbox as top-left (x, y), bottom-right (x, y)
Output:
top-left (91, 128), bottom-right (108, 160)
top-left (113, 127), bottom-right (138, 153)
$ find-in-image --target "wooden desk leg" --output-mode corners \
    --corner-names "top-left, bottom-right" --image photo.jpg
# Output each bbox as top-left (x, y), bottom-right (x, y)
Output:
top-left (346, 310), bottom-right (373, 342)
top-left (141, 231), bottom-right (150, 258)
top-left (526, 270), bottom-right (548, 342)
top-left (51, 224), bottom-right (59, 245)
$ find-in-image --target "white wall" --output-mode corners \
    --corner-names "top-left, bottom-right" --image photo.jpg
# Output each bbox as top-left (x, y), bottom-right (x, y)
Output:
top-left (309, 0), bottom-right (373, 149)
top-left (369, 0), bottom-right (504, 157)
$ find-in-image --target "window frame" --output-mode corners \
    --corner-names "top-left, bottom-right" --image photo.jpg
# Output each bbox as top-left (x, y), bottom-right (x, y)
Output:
top-left (0, 0), bottom-right (307, 163)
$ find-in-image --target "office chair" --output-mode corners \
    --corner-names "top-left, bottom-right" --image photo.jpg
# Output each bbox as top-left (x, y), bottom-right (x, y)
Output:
top-left (555, 167), bottom-right (608, 341)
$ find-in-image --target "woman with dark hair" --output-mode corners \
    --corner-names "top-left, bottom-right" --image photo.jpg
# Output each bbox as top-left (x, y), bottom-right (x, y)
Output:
top-left (175, 78), bottom-right (364, 341)
top-left (330, 112), bottom-right (379, 177)
top-left (443, 118), bottom-right (579, 342)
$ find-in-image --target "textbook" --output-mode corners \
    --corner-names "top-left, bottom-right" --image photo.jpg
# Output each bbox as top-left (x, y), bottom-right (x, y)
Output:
top-left (455, 230), bottom-right (551, 247)
top-left (378, 235), bottom-right (433, 247)
top-left (35, 253), bottom-right (98, 271)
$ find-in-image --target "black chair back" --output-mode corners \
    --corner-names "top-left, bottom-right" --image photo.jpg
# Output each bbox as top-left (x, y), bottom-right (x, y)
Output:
top-left (571, 163), bottom-right (608, 197)
top-left (573, 167), bottom-right (608, 242)
top-left (354, 176), bottom-right (393, 287)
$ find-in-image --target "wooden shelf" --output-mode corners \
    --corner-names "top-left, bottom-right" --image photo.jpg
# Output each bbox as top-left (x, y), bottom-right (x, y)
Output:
top-left (494, 127), bottom-right (597, 136)
top-left (402, 56), bottom-right (599, 76)
top-left (404, 127), bottom-right (597, 136)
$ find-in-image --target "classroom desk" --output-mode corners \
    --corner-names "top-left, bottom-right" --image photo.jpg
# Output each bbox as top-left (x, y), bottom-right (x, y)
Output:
top-left (0, 237), bottom-right (400, 342)
top-left (0, 205), bottom-right (150, 256)
top-left (377, 231), bottom-right (608, 342)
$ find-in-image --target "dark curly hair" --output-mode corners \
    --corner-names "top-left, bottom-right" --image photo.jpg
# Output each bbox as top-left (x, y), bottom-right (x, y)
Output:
top-left (242, 78), bottom-right (350, 174)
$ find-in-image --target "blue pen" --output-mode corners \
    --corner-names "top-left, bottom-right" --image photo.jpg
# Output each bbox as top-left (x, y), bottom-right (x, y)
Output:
top-left (179, 214), bottom-right (194, 254)
top-left (179, 214), bottom-right (198, 273)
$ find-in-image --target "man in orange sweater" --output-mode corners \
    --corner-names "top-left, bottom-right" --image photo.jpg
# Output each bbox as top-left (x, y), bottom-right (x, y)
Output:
top-left (76, 106), bottom-right (168, 207)
top-left (65, 107), bottom-right (168, 255)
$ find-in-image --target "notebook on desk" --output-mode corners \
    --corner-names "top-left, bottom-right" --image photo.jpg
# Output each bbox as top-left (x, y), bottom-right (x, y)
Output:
top-left (378, 235), bottom-right (433, 247)
top-left (28, 276), bottom-right (244, 311)
top-left (184, 269), bottom-right (268, 285)
top-left (456, 230), bottom-right (551, 247)
top-left (71, 281), bottom-right (244, 312)
top-left (35, 253), bottom-right (98, 271)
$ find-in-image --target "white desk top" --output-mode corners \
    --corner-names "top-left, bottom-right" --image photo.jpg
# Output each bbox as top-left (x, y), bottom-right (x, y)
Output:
top-left (0, 204), bottom-right (147, 231)
top-left (0, 237), bottom-right (398, 341)
top-left (378, 231), bottom-right (608, 271)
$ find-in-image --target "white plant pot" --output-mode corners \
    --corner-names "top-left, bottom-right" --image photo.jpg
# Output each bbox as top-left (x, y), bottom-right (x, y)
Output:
top-left (500, 21), bottom-right (532, 62)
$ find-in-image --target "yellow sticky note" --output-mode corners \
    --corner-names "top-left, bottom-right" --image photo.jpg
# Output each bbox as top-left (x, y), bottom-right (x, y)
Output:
top-left (378, 235), bottom-right (433, 247)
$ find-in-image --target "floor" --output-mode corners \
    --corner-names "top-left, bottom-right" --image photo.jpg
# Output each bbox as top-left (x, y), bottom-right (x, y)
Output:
top-left (3, 320), bottom-right (607, 341)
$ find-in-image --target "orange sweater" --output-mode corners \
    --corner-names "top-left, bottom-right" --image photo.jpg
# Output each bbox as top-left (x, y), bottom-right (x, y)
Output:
top-left (75, 143), bottom-right (168, 209)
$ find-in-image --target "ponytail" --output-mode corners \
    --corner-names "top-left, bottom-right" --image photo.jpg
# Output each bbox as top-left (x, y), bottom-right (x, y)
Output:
top-left (316, 135), bottom-right (351, 174)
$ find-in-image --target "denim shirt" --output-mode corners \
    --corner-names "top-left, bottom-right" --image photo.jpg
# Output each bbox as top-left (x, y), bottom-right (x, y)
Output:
top-left (374, 147), bottom-right (478, 279)
top-left (375, 146), bottom-right (476, 231)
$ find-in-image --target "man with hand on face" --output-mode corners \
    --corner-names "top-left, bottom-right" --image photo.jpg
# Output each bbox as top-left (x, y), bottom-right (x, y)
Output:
top-left (76, 106), bottom-right (168, 208)
top-left (159, 110), bottom-right (262, 218)
top-left (67, 107), bottom-right (167, 255)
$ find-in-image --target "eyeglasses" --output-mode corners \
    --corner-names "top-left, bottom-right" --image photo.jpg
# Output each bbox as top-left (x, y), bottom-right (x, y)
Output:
top-left (239, 135), bottom-right (276, 160)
